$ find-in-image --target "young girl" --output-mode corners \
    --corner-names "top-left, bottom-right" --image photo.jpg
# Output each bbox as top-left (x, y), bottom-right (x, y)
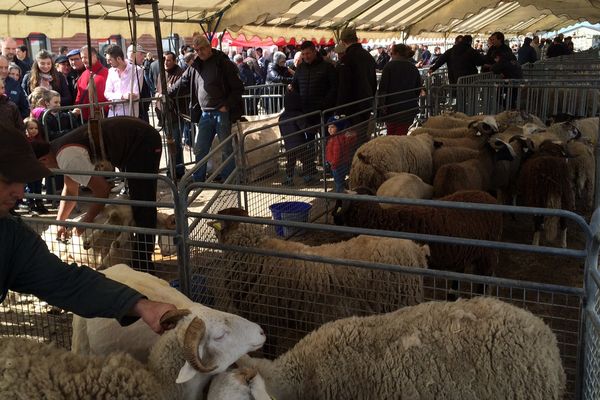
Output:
top-left (24, 117), bottom-right (49, 215)
top-left (325, 115), bottom-right (356, 192)
top-left (29, 87), bottom-right (81, 141)
top-left (21, 49), bottom-right (73, 106)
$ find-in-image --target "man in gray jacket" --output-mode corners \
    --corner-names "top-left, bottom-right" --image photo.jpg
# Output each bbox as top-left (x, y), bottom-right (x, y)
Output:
top-left (168, 35), bottom-right (244, 182)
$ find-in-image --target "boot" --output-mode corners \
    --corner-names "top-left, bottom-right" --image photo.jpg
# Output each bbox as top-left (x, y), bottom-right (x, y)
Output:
top-left (32, 200), bottom-right (49, 215)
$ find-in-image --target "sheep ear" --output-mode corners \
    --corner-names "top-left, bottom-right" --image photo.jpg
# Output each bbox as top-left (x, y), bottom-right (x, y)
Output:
top-left (176, 361), bottom-right (198, 384)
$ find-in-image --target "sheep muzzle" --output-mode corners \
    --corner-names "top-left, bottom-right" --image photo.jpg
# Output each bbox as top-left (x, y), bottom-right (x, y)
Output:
top-left (183, 317), bottom-right (217, 373)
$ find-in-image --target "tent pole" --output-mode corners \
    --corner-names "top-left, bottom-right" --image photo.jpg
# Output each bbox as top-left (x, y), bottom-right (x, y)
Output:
top-left (135, 0), bottom-right (177, 182)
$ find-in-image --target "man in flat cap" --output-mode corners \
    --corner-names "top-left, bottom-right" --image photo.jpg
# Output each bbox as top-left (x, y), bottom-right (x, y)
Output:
top-left (0, 122), bottom-right (176, 333)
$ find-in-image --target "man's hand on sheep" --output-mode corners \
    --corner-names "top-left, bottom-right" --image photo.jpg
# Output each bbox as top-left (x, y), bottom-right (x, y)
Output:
top-left (131, 299), bottom-right (177, 334)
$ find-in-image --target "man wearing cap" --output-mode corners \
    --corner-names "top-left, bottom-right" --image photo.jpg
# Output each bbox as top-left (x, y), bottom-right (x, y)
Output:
top-left (75, 45), bottom-right (109, 121)
top-left (0, 122), bottom-right (176, 333)
top-left (104, 44), bottom-right (142, 117)
top-left (126, 44), bottom-right (152, 123)
top-left (55, 54), bottom-right (77, 101)
top-left (33, 116), bottom-right (163, 274)
top-left (337, 27), bottom-right (377, 143)
top-left (67, 49), bottom-right (85, 95)
top-left (167, 34), bottom-right (244, 183)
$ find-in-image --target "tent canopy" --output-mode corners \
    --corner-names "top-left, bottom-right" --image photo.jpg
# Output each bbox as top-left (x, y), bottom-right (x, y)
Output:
top-left (0, 0), bottom-right (594, 40)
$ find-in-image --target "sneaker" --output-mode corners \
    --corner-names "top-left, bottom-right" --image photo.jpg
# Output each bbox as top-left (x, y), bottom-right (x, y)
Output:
top-left (32, 202), bottom-right (50, 215)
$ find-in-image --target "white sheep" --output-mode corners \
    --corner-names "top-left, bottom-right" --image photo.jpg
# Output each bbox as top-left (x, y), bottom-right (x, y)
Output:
top-left (348, 133), bottom-right (434, 191)
top-left (206, 207), bottom-right (430, 355)
top-left (375, 172), bottom-right (433, 208)
top-left (71, 264), bottom-right (266, 399)
top-left (206, 368), bottom-right (271, 400)
top-left (237, 297), bottom-right (566, 400)
top-left (413, 117), bottom-right (498, 137)
top-left (0, 310), bottom-right (251, 399)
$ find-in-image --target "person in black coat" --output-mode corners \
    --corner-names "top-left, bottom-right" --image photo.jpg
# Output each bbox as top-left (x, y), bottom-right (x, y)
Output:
top-left (266, 52), bottom-right (294, 84)
top-left (517, 37), bottom-right (537, 65)
top-left (378, 44), bottom-right (422, 135)
top-left (337, 27), bottom-right (377, 143)
top-left (429, 35), bottom-right (485, 84)
top-left (292, 41), bottom-right (337, 114)
top-left (483, 32), bottom-right (516, 72)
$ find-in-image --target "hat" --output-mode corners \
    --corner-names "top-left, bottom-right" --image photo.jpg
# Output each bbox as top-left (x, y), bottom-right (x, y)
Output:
top-left (334, 42), bottom-right (347, 54)
top-left (326, 115), bottom-right (350, 131)
top-left (127, 44), bottom-right (147, 54)
top-left (55, 55), bottom-right (69, 64)
top-left (339, 27), bottom-right (358, 42)
top-left (66, 49), bottom-right (80, 58)
top-left (0, 125), bottom-right (51, 183)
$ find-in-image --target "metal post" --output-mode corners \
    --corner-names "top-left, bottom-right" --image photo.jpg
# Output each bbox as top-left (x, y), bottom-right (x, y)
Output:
top-left (578, 208), bottom-right (600, 399)
top-left (138, 0), bottom-right (178, 182)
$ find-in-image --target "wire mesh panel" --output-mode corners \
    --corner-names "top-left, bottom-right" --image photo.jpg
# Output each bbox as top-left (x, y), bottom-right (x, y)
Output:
top-left (583, 266), bottom-right (600, 399)
top-left (181, 185), bottom-right (592, 399)
top-left (242, 84), bottom-right (286, 116)
top-left (3, 171), bottom-right (180, 349)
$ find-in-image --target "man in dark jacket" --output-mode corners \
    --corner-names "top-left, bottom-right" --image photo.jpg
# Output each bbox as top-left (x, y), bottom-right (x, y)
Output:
top-left (375, 46), bottom-right (390, 71)
top-left (0, 124), bottom-right (176, 333)
top-left (337, 27), bottom-right (377, 142)
top-left (517, 37), bottom-right (537, 65)
top-left (483, 31), bottom-right (515, 72)
top-left (168, 34), bottom-right (244, 183)
top-left (0, 55), bottom-right (29, 117)
top-left (292, 40), bottom-right (337, 181)
top-left (429, 35), bottom-right (485, 83)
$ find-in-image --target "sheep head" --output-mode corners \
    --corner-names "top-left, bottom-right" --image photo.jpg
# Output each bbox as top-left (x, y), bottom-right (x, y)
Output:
top-left (208, 208), bottom-right (249, 241)
top-left (468, 118), bottom-right (498, 137)
top-left (207, 367), bottom-right (271, 400)
top-left (487, 137), bottom-right (517, 161)
top-left (332, 187), bottom-right (374, 225)
top-left (174, 303), bottom-right (266, 384)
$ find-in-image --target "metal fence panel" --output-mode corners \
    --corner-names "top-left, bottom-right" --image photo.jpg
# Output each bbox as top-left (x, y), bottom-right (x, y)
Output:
top-left (181, 184), bottom-right (592, 398)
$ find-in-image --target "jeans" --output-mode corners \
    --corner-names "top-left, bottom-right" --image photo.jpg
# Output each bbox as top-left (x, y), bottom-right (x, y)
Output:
top-left (193, 110), bottom-right (235, 182)
top-left (331, 164), bottom-right (349, 193)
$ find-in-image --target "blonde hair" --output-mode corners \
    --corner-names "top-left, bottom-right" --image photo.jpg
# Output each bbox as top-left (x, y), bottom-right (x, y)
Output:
top-left (28, 86), bottom-right (60, 108)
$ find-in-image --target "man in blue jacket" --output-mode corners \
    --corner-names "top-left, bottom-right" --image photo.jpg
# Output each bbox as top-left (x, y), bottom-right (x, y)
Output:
top-left (0, 55), bottom-right (29, 118)
top-left (0, 124), bottom-right (176, 334)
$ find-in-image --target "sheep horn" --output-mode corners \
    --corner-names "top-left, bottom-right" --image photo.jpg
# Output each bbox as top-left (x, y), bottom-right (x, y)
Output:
top-left (183, 317), bottom-right (217, 373)
top-left (160, 309), bottom-right (191, 326)
top-left (240, 367), bottom-right (258, 383)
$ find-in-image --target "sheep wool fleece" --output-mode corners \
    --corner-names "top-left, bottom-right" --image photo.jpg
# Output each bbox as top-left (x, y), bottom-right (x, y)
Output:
top-left (0, 337), bottom-right (164, 400)
top-left (252, 297), bottom-right (565, 400)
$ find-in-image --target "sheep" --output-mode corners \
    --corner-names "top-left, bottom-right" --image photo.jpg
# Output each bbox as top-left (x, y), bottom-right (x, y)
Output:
top-left (566, 139), bottom-right (596, 211)
top-left (237, 296), bottom-right (565, 400)
top-left (206, 368), bottom-right (270, 400)
top-left (432, 145), bottom-right (479, 175)
top-left (348, 133), bottom-right (434, 191)
top-left (432, 136), bottom-right (517, 198)
top-left (515, 140), bottom-right (575, 247)
top-left (205, 207), bottom-right (430, 355)
top-left (81, 205), bottom-right (178, 269)
top-left (494, 110), bottom-right (546, 131)
top-left (333, 189), bottom-right (502, 278)
top-left (0, 310), bottom-right (254, 400)
top-left (42, 205), bottom-right (177, 270)
top-left (488, 133), bottom-right (529, 205)
top-left (376, 172), bottom-right (433, 208)
top-left (71, 264), bottom-right (266, 398)
top-left (413, 117), bottom-right (498, 137)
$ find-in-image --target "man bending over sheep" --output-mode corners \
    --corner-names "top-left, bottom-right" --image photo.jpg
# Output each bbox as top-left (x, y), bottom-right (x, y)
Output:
top-left (0, 125), bottom-right (176, 334)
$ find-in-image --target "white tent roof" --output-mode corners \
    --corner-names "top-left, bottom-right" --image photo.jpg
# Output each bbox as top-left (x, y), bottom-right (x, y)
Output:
top-left (0, 0), bottom-right (593, 39)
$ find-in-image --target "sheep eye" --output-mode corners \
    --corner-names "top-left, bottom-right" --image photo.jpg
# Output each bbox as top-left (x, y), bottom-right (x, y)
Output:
top-left (214, 330), bottom-right (229, 341)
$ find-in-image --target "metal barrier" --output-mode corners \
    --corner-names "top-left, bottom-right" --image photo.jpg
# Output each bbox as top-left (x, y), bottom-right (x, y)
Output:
top-left (432, 80), bottom-right (600, 120)
top-left (4, 169), bottom-right (181, 349)
top-left (179, 182), bottom-right (599, 399)
top-left (242, 84), bottom-right (287, 116)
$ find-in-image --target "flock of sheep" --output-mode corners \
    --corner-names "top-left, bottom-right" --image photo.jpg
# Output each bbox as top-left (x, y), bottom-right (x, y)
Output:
top-left (0, 265), bottom-right (566, 399)
top-left (3, 110), bottom-right (596, 398)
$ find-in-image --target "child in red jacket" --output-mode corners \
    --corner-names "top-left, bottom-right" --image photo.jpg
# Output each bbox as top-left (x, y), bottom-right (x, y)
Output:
top-left (325, 115), bottom-right (356, 192)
